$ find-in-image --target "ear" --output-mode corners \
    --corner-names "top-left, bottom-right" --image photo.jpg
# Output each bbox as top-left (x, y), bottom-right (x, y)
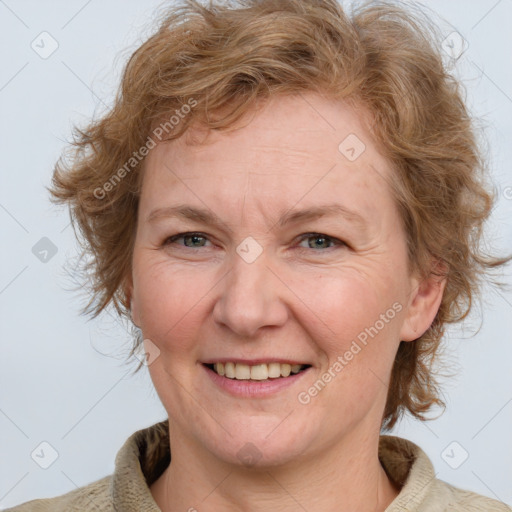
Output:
top-left (123, 275), bottom-right (140, 328)
top-left (400, 265), bottom-right (447, 342)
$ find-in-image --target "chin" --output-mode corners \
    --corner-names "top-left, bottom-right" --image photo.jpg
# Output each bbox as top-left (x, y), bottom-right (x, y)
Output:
top-left (199, 416), bottom-right (316, 469)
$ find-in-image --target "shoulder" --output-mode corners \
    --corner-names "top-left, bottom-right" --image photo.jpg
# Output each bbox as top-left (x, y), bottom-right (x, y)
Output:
top-left (380, 435), bottom-right (511, 511)
top-left (430, 478), bottom-right (512, 511)
top-left (3, 476), bottom-right (114, 512)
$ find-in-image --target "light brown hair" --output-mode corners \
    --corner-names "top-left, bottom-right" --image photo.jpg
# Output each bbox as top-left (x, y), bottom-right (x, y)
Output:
top-left (50, 0), bottom-right (510, 429)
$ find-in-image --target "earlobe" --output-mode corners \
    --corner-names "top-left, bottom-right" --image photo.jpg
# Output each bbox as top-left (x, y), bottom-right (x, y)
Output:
top-left (124, 278), bottom-right (140, 328)
top-left (399, 270), bottom-right (446, 342)
top-left (130, 292), bottom-right (141, 328)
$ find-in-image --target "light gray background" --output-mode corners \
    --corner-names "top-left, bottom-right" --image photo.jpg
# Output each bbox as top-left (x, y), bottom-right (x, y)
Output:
top-left (1, 0), bottom-right (511, 508)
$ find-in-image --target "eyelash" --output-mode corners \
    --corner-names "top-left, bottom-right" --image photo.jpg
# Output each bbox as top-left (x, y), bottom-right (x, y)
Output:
top-left (163, 232), bottom-right (347, 252)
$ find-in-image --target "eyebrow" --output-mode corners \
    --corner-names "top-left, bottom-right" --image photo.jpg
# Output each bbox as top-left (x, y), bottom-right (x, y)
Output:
top-left (146, 204), bottom-right (368, 232)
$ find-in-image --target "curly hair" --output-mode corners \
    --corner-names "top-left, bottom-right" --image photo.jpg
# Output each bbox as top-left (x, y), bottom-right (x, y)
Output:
top-left (49, 0), bottom-right (510, 429)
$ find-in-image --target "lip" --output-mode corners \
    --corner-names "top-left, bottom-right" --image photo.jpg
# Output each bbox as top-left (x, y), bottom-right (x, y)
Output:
top-left (202, 363), bottom-right (311, 398)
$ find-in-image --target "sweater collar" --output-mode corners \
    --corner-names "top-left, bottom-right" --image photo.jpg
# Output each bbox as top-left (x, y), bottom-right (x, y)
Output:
top-left (379, 435), bottom-right (437, 511)
top-left (110, 420), bottom-right (169, 511)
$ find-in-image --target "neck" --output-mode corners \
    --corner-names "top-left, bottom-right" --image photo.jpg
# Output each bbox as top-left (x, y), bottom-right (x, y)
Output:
top-left (150, 427), bottom-right (400, 512)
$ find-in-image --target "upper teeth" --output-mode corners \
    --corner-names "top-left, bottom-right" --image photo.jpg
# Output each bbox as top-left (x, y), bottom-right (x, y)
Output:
top-left (213, 362), bottom-right (305, 380)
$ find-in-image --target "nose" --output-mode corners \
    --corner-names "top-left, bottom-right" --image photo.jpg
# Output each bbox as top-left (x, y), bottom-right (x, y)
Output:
top-left (212, 247), bottom-right (289, 338)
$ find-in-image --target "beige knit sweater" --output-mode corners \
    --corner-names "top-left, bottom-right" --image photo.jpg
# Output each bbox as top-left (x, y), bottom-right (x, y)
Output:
top-left (6, 421), bottom-right (511, 511)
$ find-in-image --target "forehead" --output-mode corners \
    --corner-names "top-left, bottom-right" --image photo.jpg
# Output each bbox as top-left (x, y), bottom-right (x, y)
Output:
top-left (159, 95), bottom-right (381, 169)
top-left (140, 94), bottom-right (396, 226)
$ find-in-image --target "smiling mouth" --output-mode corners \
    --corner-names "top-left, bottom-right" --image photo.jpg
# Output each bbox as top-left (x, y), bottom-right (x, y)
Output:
top-left (204, 362), bottom-right (311, 381)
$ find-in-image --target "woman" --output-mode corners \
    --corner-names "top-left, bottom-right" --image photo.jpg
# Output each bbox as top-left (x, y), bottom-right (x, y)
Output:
top-left (7, 0), bottom-right (510, 510)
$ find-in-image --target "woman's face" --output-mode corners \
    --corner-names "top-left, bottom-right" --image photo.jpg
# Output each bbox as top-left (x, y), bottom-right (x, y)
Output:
top-left (130, 94), bottom-right (438, 467)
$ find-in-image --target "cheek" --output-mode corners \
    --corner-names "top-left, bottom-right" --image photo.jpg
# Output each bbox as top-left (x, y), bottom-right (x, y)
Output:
top-left (132, 257), bottom-right (213, 352)
top-left (300, 270), bottom-right (404, 382)
top-left (300, 274), bottom-right (403, 414)
top-left (303, 271), bottom-right (391, 342)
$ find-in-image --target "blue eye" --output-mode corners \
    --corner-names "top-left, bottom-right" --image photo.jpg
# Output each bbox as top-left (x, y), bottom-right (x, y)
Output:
top-left (297, 233), bottom-right (345, 250)
top-left (163, 232), bottom-right (346, 251)
top-left (164, 232), bottom-right (210, 248)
